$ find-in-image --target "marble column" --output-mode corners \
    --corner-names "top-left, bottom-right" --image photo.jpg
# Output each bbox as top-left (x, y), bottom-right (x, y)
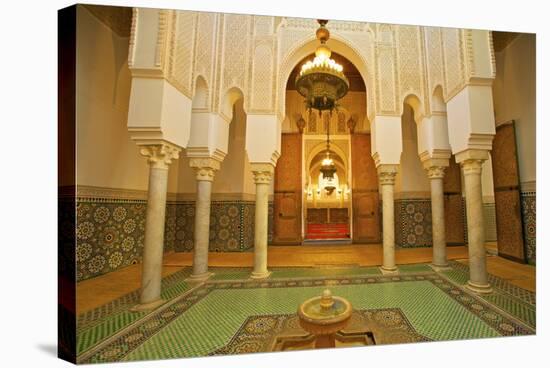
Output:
top-left (378, 165), bottom-right (398, 273)
top-left (133, 143), bottom-right (180, 311)
top-left (457, 150), bottom-right (493, 293)
top-left (250, 164), bottom-right (274, 279)
top-left (189, 158), bottom-right (220, 281)
top-left (424, 163), bottom-right (448, 268)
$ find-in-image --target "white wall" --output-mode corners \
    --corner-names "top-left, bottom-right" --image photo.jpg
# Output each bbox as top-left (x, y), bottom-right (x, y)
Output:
top-left (214, 100), bottom-right (255, 196)
top-left (492, 33), bottom-right (536, 187)
top-left (395, 105), bottom-right (430, 196)
top-left (76, 7), bottom-right (180, 192)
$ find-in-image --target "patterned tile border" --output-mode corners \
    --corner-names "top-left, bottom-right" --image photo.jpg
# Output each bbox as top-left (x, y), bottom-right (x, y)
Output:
top-left (76, 267), bottom-right (194, 354)
top-left (210, 308), bottom-right (430, 355)
top-left (77, 267), bottom-right (192, 330)
top-left (447, 261), bottom-right (535, 306)
top-left (77, 271), bottom-right (534, 364)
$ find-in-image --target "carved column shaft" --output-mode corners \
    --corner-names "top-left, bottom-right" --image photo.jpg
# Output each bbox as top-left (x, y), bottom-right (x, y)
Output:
top-left (250, 164), bottom-right (274, 279)
top-left (378, 165), bottom-right (398, 272)
top-left (135, 143), bottom-right (180, 309)
top-left (189, 158), bottom-right (220, 280)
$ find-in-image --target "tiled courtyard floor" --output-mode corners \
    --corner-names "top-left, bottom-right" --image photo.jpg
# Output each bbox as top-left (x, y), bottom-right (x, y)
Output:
top-left (76, 259), bottom-right (536, 364)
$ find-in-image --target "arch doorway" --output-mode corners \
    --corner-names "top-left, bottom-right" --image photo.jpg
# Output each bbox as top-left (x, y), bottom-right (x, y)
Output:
top-left (273, 50), bottom-right (380, 244)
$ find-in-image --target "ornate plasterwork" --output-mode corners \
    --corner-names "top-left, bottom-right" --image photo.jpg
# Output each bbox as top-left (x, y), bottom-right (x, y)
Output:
top-left (127, 8), bottom-right (138, 68)
top-left (220, 14), bottom-right (253, 107)
top-left (139, 142), bottom-right (181, 169)
top-left (194, 12), bottom-right (217, 108)
top-left (424, 27), bottom-right (445, 109)
top-left (376, 45), bottom-right (397, 114)
top-left (165, 11), bottom-right (197, 98)
top-left (441, 28), bottom-right (466, 101)
top-left (276, 18), bottom-right (374, 121)
top-left (128, 9), bottom-right (495, 125)
top-left (155, 10), bottom-right (170, 68)
top-left (254, 15), bottom-right (274, 37)
top-left (249, 16), bottom-right (276, 113)
top-left (397, 25), bottom-right (424, 108)
top-left (463, 29), bottom-right (475, 78)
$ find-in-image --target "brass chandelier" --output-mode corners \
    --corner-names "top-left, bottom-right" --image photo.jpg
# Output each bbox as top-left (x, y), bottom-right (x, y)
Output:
top-left (295, 19), bottom-right (350, 115)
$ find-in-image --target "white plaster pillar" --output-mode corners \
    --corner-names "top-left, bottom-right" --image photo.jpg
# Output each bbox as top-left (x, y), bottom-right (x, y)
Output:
top-left (189, 158), bottom-right (220, 281)
top-left (457, 149), bottom-right (493, 293)
top-left (423, 161), bottom-right (449, 268)
top-left (250, 163), bottom-right (274, 279)
top-left (133, 143), bottom-right (180, 311)
top-left (378, 164), bottom-right (399, 273)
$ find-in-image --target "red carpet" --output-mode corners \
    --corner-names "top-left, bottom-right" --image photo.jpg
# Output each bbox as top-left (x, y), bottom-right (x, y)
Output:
top-left (306, 223), bottom-right (350, 239)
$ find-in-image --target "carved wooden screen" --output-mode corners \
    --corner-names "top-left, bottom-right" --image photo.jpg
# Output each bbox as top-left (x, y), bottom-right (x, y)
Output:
top-left (273, 133), bottom-right (303, 244)
top-left (491, 122), bottom-right (525, 262)
top-left (351, 133), bottom-right (381, 243)
top-left (444, 157), bottom-right (466, 245)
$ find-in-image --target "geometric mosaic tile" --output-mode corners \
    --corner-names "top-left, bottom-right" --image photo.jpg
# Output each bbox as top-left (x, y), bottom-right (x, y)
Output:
top-left (77, 267), bottom-right (194, 354)
top-left (446, 261), bottom-right (536, 306)
top-left (77, 270), bottom-right (534, 364)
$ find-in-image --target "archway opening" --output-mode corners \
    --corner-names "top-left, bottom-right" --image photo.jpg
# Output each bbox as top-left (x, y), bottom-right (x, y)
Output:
top-left (272, 49), bottom-right (375, 244)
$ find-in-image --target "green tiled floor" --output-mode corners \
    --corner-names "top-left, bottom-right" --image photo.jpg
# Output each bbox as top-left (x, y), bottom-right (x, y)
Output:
top-left (77, 267), bottom-right (193, 354)
top-left (397, 264), bottom-right (433, 273)
top-left (123, 281), bottom-right (499, 361)
top-left (270, 266), bottom-right (381, 278)
top-left (77, 262), bottom-right (536, 363)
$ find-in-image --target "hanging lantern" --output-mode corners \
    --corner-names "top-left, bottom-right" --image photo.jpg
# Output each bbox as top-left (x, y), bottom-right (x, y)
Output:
top-left (295, 20), bottom-right (349, 115)
top-left (320, 150), bottom-right (336, 179)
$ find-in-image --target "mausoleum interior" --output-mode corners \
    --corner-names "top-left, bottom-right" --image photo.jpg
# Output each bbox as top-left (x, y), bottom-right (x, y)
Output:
top-left (59, 4), bottom-right (536, 363)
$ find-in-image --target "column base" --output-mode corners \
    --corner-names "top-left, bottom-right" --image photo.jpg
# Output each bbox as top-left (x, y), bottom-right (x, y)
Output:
top-left (465, 280), bottom-right (493, 294)
top-left (379, 266), bottom-right (398, 275)
top-left (187, 272), bottom-right (213, 282)
top-left (429, 263), bottom-right (452, 272)
top-left (130, 298), bottom-right (166, 312)
top-left (250, 271), bottom-right (271, 279)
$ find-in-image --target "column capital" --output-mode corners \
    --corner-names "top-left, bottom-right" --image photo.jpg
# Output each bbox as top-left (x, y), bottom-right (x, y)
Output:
top-left (460, 159), bottom-right (484, 176)
top-left (455, 149), bottom-right (489, 176)
top-left (189, 157), bottom-right (221, 181)
top-left (139, 142), bottom-right (181, 169)
top-left (422, 158), bottom-right (449, 180)
top-left (425, 166), bottom-right (447, 179)
top-left (377, 164), bottom-right (398, 185)
top-left (251, 163), bottom-right (274, 184)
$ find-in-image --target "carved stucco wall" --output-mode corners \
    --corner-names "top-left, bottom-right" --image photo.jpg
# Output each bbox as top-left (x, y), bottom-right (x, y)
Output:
top-left (130, 8), bottom-right (493, 124)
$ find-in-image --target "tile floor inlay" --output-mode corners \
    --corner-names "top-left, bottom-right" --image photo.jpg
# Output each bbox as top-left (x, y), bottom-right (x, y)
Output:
top-left (77, 265), bottom-right (535, 364)
top-left (211, 308), bottom-right (430, 355)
